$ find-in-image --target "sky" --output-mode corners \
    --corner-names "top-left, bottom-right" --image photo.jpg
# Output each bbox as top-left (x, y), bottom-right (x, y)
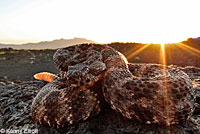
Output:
top-left (0, 0), bottom-right (200, 44)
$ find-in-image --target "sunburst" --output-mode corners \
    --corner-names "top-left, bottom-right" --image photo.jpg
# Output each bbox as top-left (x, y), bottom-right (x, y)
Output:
top-left (124, 39), bottom-right (199, 129)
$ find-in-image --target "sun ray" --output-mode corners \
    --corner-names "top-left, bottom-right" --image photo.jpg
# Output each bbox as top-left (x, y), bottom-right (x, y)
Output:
top-left (160, 43), bottom-right (167, 66)
top-left (126, 43), bottom-right (151, 60)
top-left (160, 43), bottom-right (171, 127)
top-left (175, 42), bottom-right (200, 57)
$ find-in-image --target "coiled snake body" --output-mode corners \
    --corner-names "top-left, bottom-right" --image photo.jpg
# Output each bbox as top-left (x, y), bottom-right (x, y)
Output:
top-left (31, 44), bottom-right (195, 127)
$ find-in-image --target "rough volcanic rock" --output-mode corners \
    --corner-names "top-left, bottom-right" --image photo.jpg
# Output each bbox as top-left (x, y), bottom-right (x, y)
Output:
top-left (0, 73), bottom-right (200, 134)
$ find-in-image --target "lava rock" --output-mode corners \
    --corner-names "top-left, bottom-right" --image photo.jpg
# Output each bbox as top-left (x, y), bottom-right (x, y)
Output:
top-left (0, 78), bottom-right (200, 134)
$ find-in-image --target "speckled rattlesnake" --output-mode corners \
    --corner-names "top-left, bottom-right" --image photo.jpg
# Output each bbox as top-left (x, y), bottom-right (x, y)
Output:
top-left (31, 44), bottom-right (196, 127)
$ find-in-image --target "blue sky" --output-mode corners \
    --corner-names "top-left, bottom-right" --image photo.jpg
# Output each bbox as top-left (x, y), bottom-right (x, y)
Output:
top-left (0, 0), bottom-right (200, 44)
top-left (0, 0), bottom-right (31, 14)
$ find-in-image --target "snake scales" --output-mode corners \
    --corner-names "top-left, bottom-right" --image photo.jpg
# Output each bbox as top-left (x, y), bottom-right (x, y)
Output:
top-left (31, 44), bottom-right (196, 127)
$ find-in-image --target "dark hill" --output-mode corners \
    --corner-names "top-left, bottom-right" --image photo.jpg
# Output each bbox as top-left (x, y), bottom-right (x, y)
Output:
top-left (0, 37), bottom-right (96, 49)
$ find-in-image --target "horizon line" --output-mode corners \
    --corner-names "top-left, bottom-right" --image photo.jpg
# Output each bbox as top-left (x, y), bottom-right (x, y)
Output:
top-left (0, 36), bottom-right (199, 45)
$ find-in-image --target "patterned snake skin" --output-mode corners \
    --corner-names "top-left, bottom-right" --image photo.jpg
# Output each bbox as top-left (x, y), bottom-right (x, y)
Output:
top-left (31, 44), bottom-right (196, 127)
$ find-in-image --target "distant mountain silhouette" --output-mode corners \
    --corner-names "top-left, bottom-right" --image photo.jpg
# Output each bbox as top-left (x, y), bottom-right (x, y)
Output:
top-left (0, 38), bottom-right (96, 49)
top-left (186, 37), bottom-right (200, 41)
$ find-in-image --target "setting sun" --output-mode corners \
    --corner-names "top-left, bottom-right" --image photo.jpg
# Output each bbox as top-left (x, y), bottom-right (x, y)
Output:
top-left (0, 0), bottom-right (199, 44)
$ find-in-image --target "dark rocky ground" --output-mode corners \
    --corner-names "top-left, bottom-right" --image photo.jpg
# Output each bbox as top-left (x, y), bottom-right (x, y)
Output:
top-left (0, 79), bottom-right (200, 134)
top-left (0, 45), bottom-right (200, 134)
